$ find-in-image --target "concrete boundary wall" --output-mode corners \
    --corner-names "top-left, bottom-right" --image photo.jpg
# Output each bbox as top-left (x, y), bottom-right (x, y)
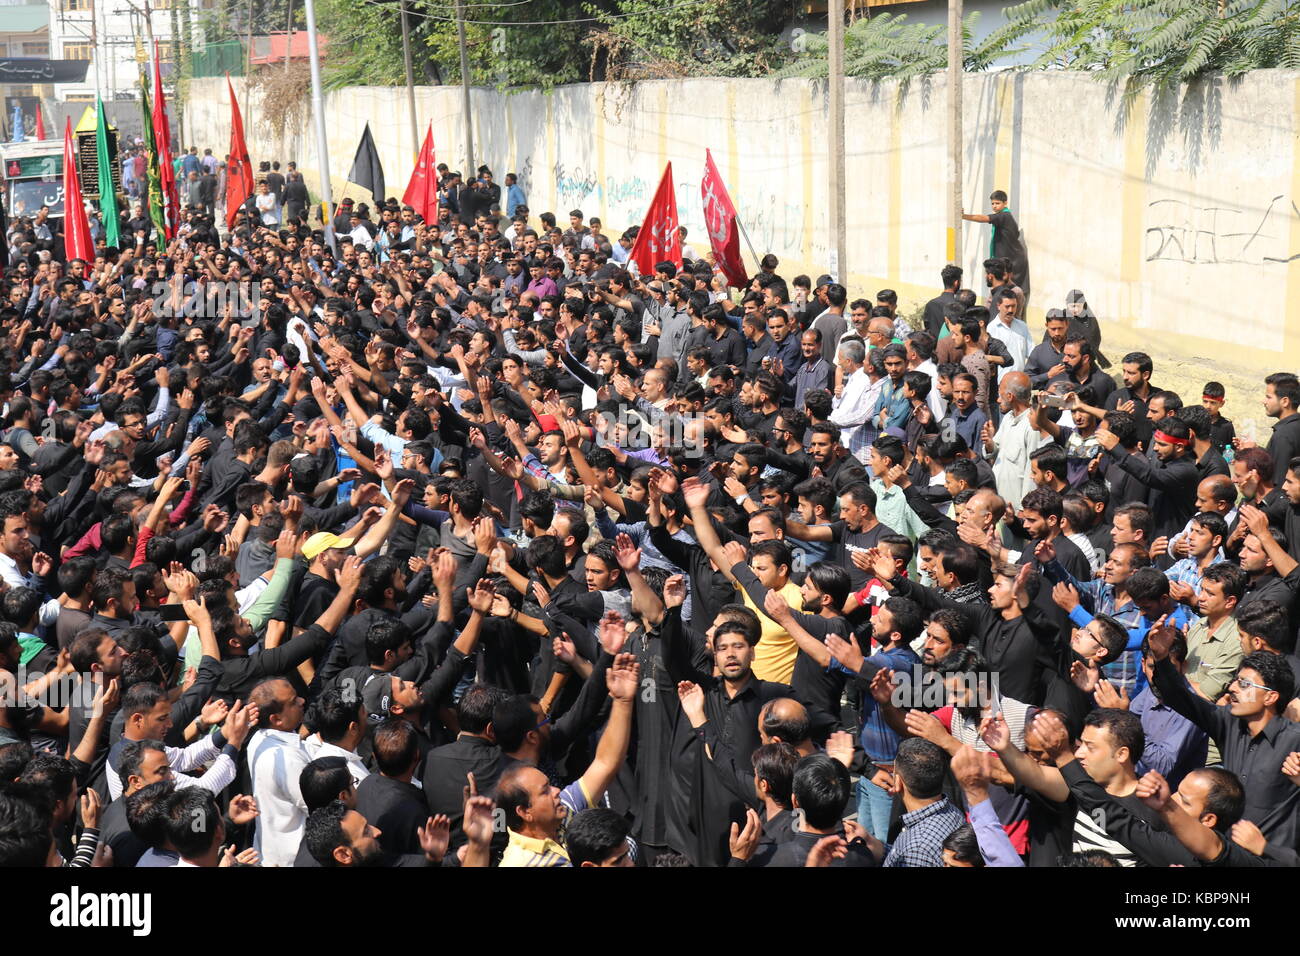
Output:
top-left (186, 72), bottom-right (1300, 435)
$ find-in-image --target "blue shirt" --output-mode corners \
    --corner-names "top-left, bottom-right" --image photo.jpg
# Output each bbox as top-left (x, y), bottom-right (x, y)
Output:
top-left (506, 184), bottom-right (527, 218)
top-left (1130, 685), bottom-right (1208, 790)
top-left (884, 796), bottom-right (966, 867)
top-left (944, 405), bottom-right (988, 458)
top-left (850, 646), bottom-right (920, 762)
top-left (872, 379), bottom-right (911, 430)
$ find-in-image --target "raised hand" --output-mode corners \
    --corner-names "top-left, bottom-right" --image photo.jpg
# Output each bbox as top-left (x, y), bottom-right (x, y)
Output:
top-left (728, 807), bottom-right (763, 863)
top-left (825, 632), bottom-right (865, 673)
top-left (1134, 770), bottom-right (1172, 812)
top-left (677, 680), bottom-right (706, 723)
top-left (598, 611), bottom-right (629, 656)
top-left (680, 476), bottom-right (710, 510)
top-left (553, 634), bottom-right (577, 665)
top-left (663, 573), bottom-right (686, 609)
top-left (1069, 659), bottom-right (1101, 694)
top-left (1093, 678), bottom-right (1130, 710)
top-left (1033, 537), bottom-right (1056, 565)
top-left (1051, 580), bottom-right (1080, 613)
top-left (762, 588), bottom-right (792, 623)
top-left (227, 794), bottom-right (259, 825)
top-left (903, 709), bottom-right (950, 747)
top-left (200, 697), bottom-right (229, 727)
top-left (612, 532), bottom-right (641, 573)
top-left (825, 730), bottom-right (855, 768)
top-left (1282, 751), bottom-right (1300, 786)
top-left (467, 580), bottom-right (496, 615)
top-left (1029, 710), bottom-right (1072, 762)
top-left (605, 653), bottom-right (640, 702)
top-left (869, 667), bottom-right (896, 706)
top-left (978, 713), bottom-right (1011, 752)
top-left (1231, 819), bottom-right (1267, 856)
top-left (418, 814), bottom-right (452, 862)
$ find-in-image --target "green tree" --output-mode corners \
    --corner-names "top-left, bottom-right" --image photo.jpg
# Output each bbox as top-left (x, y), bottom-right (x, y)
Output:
top-left (774, 11), bottom-right (1026, 82)
top-left (585, 0), bottom-right (796, 79)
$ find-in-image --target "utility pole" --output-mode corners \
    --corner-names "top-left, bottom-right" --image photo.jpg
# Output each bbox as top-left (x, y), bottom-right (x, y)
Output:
top-left (285, 0), bottom-right (294, 73)
top-left (947, 0), bottom-right (963, 265)
top-left (826, 0), bottom-right (846, 283)
top-left (400, 0), bottom-right (419, 160)
top-left (302, 0), bottom-right (333, 244)
top-left (245, 0), bottom-right (255, 129)
top-left (455, 0), bottom-right (474, 175)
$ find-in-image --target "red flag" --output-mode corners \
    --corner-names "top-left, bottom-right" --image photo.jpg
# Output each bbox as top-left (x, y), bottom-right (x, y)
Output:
top-left (151, 44), bottom-right (179, 239)
top-left (34, 103), bottom-right (45, 140)
top-left (226, 76), bottom-right (254, 230)
top-left (628, 163), bottom-right (681, 276)
top-left (62, 118), bottom-right (94, 264)
top-left (402, 123), bottom-right (438, 224)
top-left (701, 149), bottom-right (748, 288)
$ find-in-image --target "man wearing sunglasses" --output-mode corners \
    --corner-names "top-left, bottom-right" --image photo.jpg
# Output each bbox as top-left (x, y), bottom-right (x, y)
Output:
top-left (1148, 618), bottom-right (1300, 862)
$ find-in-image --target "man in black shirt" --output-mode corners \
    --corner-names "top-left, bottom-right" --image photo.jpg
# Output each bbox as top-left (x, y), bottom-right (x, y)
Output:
top-left (1096, 416), bottom-right (1198, 538)
top-left (922, 265), bottom-right (963, 340)
top-left (785, 481), bottom-right (897, 592)
top-left (1149, 622), bottom-right (1300, 856)
top-left (355, 719), bottom-right (429, 857)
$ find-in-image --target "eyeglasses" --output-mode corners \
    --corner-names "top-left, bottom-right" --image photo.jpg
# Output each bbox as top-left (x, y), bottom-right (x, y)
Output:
top-left (1230, 675), bottom-right (1273, 693)
top-left (535, 714), bottom-right (552, 730)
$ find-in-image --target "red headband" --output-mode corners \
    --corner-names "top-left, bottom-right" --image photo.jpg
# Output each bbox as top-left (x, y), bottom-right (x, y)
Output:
top-left (1201, 395), bottom-right (1221, 403)
top-left (1153, 429), bottom-right (1189, 447)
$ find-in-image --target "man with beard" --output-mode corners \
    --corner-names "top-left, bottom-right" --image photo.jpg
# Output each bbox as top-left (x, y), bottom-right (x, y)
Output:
top-left (1147, 619), bottom-right (1300, 855)
top-left (784, 481), bottom-right (895, 593)
top-left (303, 799), bottom-right (452, 867)
top-left (661, 580), bottom-right (791, 867)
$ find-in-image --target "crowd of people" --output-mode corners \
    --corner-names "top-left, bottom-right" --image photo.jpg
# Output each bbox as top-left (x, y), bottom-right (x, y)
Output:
top-left (0, 158), bottom-right (1294, 871)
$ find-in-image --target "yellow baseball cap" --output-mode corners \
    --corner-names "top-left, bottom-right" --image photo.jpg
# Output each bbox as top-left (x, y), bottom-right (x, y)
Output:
top-left (302, 532), bottom-right (357, 560)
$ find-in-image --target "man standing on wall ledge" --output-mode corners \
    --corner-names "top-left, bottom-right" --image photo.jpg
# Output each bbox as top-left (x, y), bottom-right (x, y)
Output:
top-left (963, 190), bottom-right (1031, 305)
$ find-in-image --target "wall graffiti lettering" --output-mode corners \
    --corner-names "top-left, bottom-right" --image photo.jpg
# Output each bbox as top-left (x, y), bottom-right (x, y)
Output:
top-left (554, 161), bottom-right (598, 205)
top-left (1146, 195), bottom-right (1300, 266)
top-left (604, 175), bottom-right (647, 206)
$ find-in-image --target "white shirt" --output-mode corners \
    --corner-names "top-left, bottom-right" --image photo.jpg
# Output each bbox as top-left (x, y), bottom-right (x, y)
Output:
top-left (986, 317), bottom-right (1033, 376)
top-left (914, 358), bottom-right (948, 423)
top-left (987, 405), bottom-right (1048, 512)
top-left (107, 733), bottom-right (232, 801)
top-left (256, 192), bottom-right (279, 226)
top-left (303, 736), bottom-right (370, 788)
top-left (248, 728), bottom-right (312, 867)
top-left (829, 366), bottom-right (877, 454)
top-left (0, 551), bottom-right (39, 591)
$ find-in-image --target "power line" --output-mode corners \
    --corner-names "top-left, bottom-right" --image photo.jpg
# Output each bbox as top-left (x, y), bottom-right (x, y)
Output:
top-left (362, 0), bottom-right (720, 27)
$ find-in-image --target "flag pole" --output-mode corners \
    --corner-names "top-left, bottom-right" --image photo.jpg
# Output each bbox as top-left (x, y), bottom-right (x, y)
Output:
top-left (734, 217), bottom-right (761, 272)
top-left (302, 0), bottom-right (334, 248)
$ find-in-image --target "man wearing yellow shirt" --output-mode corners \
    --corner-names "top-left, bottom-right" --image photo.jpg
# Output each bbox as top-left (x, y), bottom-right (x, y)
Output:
top-left (741, 541), bottom-right (806, 685)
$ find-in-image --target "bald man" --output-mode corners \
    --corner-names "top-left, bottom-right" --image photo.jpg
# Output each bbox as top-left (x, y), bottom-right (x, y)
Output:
top-left (758, 699), bottom-right (815, 756)
top-left (983, 370), bottom-right (1047, 513)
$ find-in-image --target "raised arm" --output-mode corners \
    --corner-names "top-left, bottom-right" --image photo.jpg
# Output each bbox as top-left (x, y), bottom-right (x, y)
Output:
top-left (576, 654), bottom-right (639, 804)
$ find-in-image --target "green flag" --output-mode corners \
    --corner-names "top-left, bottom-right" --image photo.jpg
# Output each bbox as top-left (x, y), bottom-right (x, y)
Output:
top-left (138, 70), bottom-right (166, 243)
top-left (95, 95), bottom-right (120, 249)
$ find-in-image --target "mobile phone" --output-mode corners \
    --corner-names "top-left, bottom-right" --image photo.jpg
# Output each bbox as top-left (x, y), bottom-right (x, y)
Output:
top-left (1039, 392), bottom-right (1068, 409)
top-left (159, 604), bottom-right (189, 623)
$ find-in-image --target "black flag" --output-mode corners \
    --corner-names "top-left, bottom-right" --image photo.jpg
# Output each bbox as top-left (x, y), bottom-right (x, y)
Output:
top-left (347, 123), bottom-right (385, 205)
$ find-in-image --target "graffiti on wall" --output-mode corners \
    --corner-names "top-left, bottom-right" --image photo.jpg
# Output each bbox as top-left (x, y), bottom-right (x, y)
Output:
top-left (553, 161), bottom-right (598, 206)
top-left (1146, 195), bottom-right (1300, 265)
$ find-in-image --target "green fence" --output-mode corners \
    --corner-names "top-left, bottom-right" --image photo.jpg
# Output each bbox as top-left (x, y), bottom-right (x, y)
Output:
top-left (191, 40), bottom-right (245, 78)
